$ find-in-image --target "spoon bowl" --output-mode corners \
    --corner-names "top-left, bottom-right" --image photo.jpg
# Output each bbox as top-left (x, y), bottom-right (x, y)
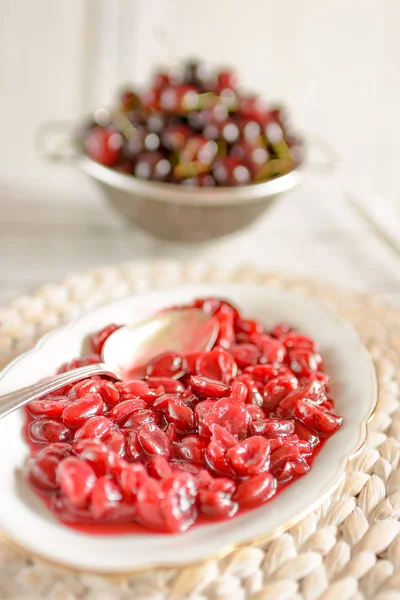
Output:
top-left (102, 308), bottom-right (219, 378)
top-left (0, 308), bottom-right (218, 420)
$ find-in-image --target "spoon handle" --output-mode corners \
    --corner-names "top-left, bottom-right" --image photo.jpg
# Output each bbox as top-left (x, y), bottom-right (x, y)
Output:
top-left (0, 363), bottom-right (117, 420)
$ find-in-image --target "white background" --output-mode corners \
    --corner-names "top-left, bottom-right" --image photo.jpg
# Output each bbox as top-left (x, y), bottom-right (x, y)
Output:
top-left (1, 0), bottom-right (399, 201)
top-left (1, 0), bottom-right (400, 306)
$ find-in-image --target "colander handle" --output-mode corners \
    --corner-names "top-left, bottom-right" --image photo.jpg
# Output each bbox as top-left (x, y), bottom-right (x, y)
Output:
top-left (304, 132), bottom-right (341, 174)
top-left (35, 120), bottom-right (78, 163)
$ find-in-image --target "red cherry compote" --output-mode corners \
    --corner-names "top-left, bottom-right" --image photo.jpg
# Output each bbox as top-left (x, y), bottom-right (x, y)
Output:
top-left (25, 298), bottom-right (342, 534)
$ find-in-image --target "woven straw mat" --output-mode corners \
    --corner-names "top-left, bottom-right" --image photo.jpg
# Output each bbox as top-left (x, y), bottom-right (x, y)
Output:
top-left (0, 261), bottom-right (400, 600)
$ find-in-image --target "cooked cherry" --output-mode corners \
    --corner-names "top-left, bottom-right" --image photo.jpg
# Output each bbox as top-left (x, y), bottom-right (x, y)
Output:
top-left (27, 396), bottom-right (71, 419)
top-left (91, 476), bottom-right (123, 520)
top-left (146, 377), bottom-right (185, 394)
top-left (23, 295), bottom-right (341, 533)
top-left (165, 402), bottom-right (195, 433)
top-left (189, 375), bottom-right (229, 399)
top-left (138, 423), bottom-right (171, 457)
top-left (198, 490), bottom-right (238, 519)
top-left (117, 380), bottom-right (157, 403)
top-left (58, 457), bottom-right (96, 508)
top-left (62, 392), bottom-right (104, 428)
top-left (263, 375), bottom-right (299, 412)
top-left (251, 417), bottom-right (295, 437)
top-left (147, 455), bottom-right (173, 479)
top-left (250, 334), bottom-right (286, 365)
top-left (29, 420), bottom-right (71, 444)
top-left (74, 416), bottom-right (116, 442)
top-left (173, 434), bottom-right (209, 463)
top-left (294, 399), bottom-right (343, 436)
top-left (227, 436), bottom-right (270, 476)
top-left (233, 473), bottom-right (276, 507)
top-left (205, 439), bottom-right (235, 477)
top-left (203, 398), bottom-right (250, 440)
top-left (146, 352), bottom-right (187, 379)
top-left (196, 348), bottom-right (237, 383)
top-left (109, 399), bottom-right (148, 425)
top-left (73, 439), bottom-right (110, 476)
top-left (231, 344), bottom-right (261, 368)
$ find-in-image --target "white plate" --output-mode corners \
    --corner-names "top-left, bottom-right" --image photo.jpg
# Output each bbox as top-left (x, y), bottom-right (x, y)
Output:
top-left (0, 284), bottom-right (377, 574)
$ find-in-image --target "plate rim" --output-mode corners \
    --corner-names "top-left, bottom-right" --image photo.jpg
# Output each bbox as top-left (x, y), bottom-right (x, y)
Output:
top-left (0, 283), bottom-right (378, 575)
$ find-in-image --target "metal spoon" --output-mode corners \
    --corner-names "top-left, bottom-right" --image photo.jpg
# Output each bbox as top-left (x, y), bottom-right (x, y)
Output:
top-left (0, 309), bottom-right (219, 420)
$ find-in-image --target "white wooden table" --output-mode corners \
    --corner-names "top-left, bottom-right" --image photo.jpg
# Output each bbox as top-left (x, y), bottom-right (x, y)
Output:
top-left (2, 174), bottom-right (400, 308)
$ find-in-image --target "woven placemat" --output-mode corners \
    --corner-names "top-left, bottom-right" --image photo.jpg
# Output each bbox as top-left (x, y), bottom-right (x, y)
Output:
top-left (1, 261), bottom-right (400, 600)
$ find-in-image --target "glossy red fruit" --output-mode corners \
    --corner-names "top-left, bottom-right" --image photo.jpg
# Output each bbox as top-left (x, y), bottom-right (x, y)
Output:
top-left (211, 424), bottom-right (237, 449)
top-left (205, 439), bottom-right (235, 477)
top-left (277, 381), bottom-right (325, 417)
top-left (189, 375), bottom-right (229, 399)
top-left (116, 380), bottom-right (157, 403)
top-left (125, 430), bottom-right (145, 462)
top-left (246, 405), bottom-right (266, 421)
top-left (165, 402), bottom-right (195, 433)
top-left (289, 348), bottom-right (322, 377)
top-left (196, 470), bottom-right (235, 494)
top-left (73, 439), bottom-right (109, 476)
top-left (294, 422), bottom-right (320, 447)
top-left (160, 472), bottom-right (197, 532)
top-left (91, 324), bottom-right (120, 354)
top-left (233, 473), bottom-right (277, 507)
top-left (27, 396), bottom-right (71, 419)
top-left (173, 434), bottom-right (209, 463)
top-left (281, 332), bottom-right (318, 351)
top-left (230, 344), bottom-right (261, 368)
top-left (74, 416), bottom-right (116, 442)
top-left (227, 436), bottom-right (270, 476)
top-left (147, 456), bottom-right (172, 480)
top-left (138, 423), bottom-right (171, 457)
top-left (235, 318), bottom-right (264, 336)
top-left (197, 491), bottom-right (238, 519)
top-left (196, 348), bottom-right (237, 383)
top-left (123, 408), bottom-right (158, 429)
top-left (217, 69), bottom-right (238, 91)
top-left (118, 462), bottom-right (148, 499)
top-left (251, 418), bottom-right (295, 437)
top-left (104, 429), bottom-right (126, 455)
top-left (91, 476), bottom-right (124, 519)
top-left (109, 399), bottom-right (148, 425)
top-left (146, 352), bottom-right (187, 379)
top-left (58, 355), bottom-right (100, 374)
top-left (84, 126), bottom-right (123, 166)
top-left (152, 393), bottom-right (184, 411)
top-left (203, 398), bottom-right (250, 440)
top-left (229, 381), bottom-right (248, 403)
top-left (263, 376), bottom-right (299, 413)
top-left (165, 423), bottom-right (178, 444)
top-left (62, 392), bottom-right (104, 428)
top-left (28, 444), bottom-right (71, 491)
top-left (136, 478), bottom-right (164, 530)
top-left (58, 457), bottom-right (96, 507)
top-left (250, 334), bottom-right (286, 365)
top-left (244, 364), bottom-right (278, 383)
top-left (234, 374), bottom-right (263, 406)
top-left (270, 322), bottom-right (291, 339)
top-left (294, 399), bottom-right (343, 436)
top-left (195, 400), bottom-right (215, 435)
top-left (146, 378), bottom-right (185, 394)
top-left (270, 444), bottom-right (302, 471)
top-left (71, 379), bottom-right (121, 408)
top-left (28, 419), bottom-right (71, 444)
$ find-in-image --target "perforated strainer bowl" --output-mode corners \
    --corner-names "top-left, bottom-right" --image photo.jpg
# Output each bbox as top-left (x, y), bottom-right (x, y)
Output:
top-left (37, 121), bottom-right (339, 242)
